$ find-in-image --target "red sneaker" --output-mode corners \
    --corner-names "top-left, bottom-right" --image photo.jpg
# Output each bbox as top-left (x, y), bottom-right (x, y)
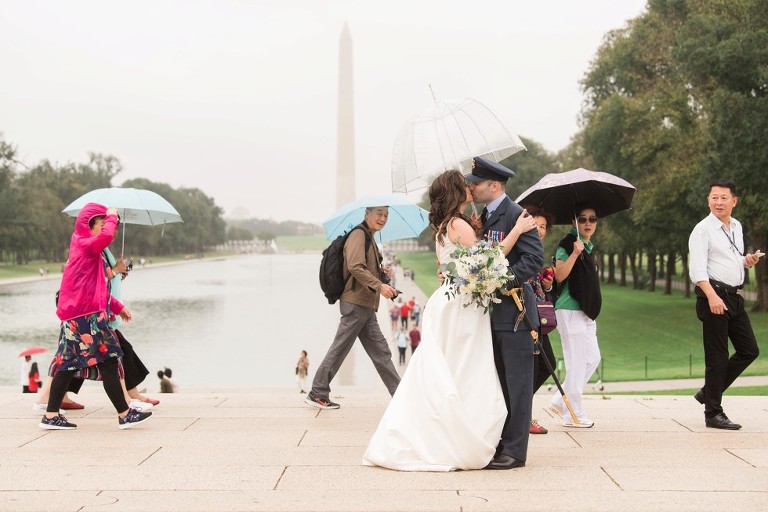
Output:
top-left (529, 419), bottom-right (548, 434)
top-left (60, 401), bottom-right (85, 410)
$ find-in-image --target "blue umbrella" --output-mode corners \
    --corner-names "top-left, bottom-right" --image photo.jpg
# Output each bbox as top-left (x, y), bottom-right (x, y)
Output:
top-left (62, 187), bottom-right (183, 255)
top-left (323, 194), bottom-right (429, 243)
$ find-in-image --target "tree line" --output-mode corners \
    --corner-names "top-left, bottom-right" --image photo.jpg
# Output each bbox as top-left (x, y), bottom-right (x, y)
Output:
top-left (0, 136), bottom-right (227, 263)
top-left (575, 0), bottom-right (768, 311)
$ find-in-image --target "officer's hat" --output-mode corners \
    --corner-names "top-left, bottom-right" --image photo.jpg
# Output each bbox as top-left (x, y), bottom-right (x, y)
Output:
top-left (464, 156), bottom-right (515, 183)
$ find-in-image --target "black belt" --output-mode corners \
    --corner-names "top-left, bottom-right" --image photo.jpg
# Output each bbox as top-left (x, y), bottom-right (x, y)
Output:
top-left (709, 279), bottom-right (742, 295)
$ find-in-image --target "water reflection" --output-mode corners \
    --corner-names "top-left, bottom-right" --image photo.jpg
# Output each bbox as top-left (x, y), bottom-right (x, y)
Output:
top-left (0, 255), bottom-right (381, 389)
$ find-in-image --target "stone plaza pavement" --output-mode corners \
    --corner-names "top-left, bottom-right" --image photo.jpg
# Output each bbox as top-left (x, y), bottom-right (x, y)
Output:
top-left (1, 386), bottom-right (767, 512)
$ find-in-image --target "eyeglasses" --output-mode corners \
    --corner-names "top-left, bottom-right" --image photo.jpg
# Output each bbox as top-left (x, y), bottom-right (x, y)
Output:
top-left (577, 215), bottom-right (598, 224)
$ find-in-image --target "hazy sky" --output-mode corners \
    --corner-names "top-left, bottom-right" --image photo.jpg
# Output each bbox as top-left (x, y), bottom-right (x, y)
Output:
top-left (1, 0), bottom-right (646, 223)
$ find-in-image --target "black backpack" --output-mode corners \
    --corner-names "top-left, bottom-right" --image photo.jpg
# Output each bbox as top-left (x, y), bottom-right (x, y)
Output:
top-left (319, 224), bottom-right (372, 304)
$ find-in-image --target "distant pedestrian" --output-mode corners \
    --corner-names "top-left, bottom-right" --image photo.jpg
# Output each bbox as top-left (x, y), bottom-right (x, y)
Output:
top-left (394, 327), bottom-right (408, 365)
top-left (389, 303), bottom-right (400, 332)
top-left (158, 371), bottom-right (173, 393)
top-left (296, 350), bottom-right (309, 393)
top-left (21, 355), bottom-right (32, 393)
top-left (410, 301), bottom-right (421, 326)
top-left (408, 324), bottom-right (421, 354)
top-left (28, 362), bottom-right (42, 393)
top-left (164, 367), bottom-right (179, 393)
top-left (399, 300), bottom-right (410, 329)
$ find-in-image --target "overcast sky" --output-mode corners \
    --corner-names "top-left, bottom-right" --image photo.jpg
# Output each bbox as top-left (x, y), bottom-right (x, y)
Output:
top-left (1, 0), bottom-right (646, 224)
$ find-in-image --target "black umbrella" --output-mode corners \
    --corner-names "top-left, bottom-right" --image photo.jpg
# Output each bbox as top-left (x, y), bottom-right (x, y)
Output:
top-left (515, 168), bottom-right (636, 224)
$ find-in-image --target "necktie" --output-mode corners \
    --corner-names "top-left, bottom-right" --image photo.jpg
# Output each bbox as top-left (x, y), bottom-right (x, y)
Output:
top-left (481, 207), bottom-right (489, 224)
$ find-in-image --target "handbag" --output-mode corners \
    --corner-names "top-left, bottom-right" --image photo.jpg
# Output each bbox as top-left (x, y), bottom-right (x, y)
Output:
top-left (536, 301), bottom-right (557, 335)
top-left (295, 366), bottom-right (299, 375)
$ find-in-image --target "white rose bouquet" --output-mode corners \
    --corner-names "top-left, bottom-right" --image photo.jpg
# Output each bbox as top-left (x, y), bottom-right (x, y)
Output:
top-left (439, 238), bottom-right (515, 314)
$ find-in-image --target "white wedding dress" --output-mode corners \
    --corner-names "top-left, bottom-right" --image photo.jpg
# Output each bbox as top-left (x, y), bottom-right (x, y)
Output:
top-left (362, 238), bottom-right (507, 471)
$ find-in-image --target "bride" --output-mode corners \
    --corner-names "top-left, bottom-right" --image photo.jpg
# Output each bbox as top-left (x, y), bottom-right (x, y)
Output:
top-left (362, 170), bottom-right (536, 471)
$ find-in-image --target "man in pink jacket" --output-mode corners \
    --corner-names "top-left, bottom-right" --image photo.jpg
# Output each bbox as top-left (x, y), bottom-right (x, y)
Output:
top-left (40, 202), bottom-right (152, 431)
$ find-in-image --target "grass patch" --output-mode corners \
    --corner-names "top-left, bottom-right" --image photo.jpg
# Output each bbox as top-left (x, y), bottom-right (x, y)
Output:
top-left (0, 262), bottom-right (65, 279)
top-left (0, 253), bottom-right (238, 280)
top-left (602, 386), bottom-right (768, 396)
top-left (397, 251), bottom-right (442, 297)
top-left (397, 252), bottom-right (768, 382)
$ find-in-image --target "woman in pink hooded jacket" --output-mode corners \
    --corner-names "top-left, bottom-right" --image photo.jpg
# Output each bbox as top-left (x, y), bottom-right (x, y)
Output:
top-left (40, 202), bottom-right (152, 431)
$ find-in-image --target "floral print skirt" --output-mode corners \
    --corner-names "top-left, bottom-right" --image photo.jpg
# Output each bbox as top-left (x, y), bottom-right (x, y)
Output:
top-left (48, 311), bottom-right (124, 377)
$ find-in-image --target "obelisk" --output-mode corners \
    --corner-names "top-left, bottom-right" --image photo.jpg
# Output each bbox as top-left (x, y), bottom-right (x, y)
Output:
top-left (336, 22), bottom-right (356, 208)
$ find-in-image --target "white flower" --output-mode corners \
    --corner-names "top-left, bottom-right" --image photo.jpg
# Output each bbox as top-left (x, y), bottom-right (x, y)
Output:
top-left (439, 238), bottom-right (515, 314)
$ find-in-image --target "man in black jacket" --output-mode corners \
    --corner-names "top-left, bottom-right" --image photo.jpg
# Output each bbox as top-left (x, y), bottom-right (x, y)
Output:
top-left (467, 157), bottom-right (544, 469)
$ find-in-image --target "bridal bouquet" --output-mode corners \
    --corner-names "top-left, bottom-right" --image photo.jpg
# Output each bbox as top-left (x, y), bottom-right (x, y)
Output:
top-left (439, 238), bottom-right (515, 314)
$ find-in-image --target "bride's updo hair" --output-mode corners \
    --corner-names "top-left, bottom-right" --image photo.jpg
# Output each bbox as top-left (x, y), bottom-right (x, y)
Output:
top-left (428, 170), bottom-right (476, 244)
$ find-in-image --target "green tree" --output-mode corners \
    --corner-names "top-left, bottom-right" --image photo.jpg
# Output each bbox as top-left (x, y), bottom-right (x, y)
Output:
top-left (674, 0), bottom-right (768, 308)
top-left (227, 226), bottom-right (254, 241)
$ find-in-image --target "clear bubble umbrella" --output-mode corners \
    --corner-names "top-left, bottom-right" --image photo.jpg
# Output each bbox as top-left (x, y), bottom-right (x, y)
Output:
top-left (391, 97), bottom-right (526, 195)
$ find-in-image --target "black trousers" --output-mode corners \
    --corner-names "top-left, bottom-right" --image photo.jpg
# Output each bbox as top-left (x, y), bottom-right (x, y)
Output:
top-left (48, 357), bottom-right (128, 414)
top-left (695, 289), bottom-right (760, 418)
top-left (532, 333), bottom-right (556, 394)
top-left (492, 328), bottom-right (534, 461)
top-left (114, 330), bottom-right (150, 390)
top-left (397, 346), bottom-right (406, 364)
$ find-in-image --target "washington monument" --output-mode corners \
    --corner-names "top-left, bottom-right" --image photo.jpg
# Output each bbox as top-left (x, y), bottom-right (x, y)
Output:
top-left (336, 23), bottom-right (355, 209)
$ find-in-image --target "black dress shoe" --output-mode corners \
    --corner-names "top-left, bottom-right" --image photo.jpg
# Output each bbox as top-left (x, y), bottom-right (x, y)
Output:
top-left (694, 389), bottom-right (704, 404)
top-left (705, 413), bottom-right (742, 430)
top-left (485, 454), bottom-right (525, 470)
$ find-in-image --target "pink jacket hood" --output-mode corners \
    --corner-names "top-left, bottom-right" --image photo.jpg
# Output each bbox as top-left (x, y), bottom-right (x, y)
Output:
top-left (56, 202), bottom-right (124, 321)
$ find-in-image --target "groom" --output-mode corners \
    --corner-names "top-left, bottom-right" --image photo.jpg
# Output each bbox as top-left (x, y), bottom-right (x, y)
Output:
top-left (467, 157), bottom-right (544, 469)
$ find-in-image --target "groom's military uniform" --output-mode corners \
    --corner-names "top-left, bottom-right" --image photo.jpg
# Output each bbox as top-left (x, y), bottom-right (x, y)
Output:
top-left (467, 158), bottom-right (544, 465)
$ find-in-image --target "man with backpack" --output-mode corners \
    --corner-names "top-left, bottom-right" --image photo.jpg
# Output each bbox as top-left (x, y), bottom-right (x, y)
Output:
top-left (307, 206), bottom-right (401, 409)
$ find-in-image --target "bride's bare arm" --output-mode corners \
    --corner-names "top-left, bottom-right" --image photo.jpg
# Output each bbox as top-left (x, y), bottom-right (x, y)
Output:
top-left (498, 210), bottom-right (537, 255)
top-left (447, 217), bottom-right (478, 248)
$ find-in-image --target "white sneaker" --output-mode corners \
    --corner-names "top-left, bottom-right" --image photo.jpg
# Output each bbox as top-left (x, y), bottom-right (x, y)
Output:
top-left (547, 402), bottom-right (564, 416)
top-left (128, 399), bottom-right (153, 413)
top-left (562, 418), bottom-right (595, 428)
top-left (32, 403), bottom-right (64, 414)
